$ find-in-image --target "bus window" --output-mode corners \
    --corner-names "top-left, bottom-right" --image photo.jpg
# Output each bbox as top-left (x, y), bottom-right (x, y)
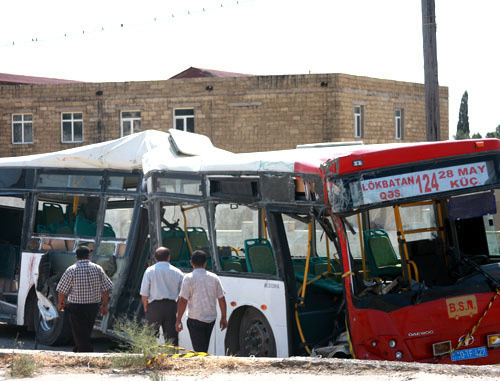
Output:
top-left (95, 197), bottom-right (134, 280)
top-left (33, 194), bottom-right (100, 252)
top-left (368, 207), bottom-right (399, 251)
top-left (282, 213), bottom-right (340, 277)
top-left (282, 214), bottom-right (308, 258)
top-left (160, 203), bottom-right (209, 270)
top-left (103, 198), bottom-right (133, 240)
top-left (345, 214), bottom-right (362, 260)
top-left (214, 204), bottom-right (271, 275)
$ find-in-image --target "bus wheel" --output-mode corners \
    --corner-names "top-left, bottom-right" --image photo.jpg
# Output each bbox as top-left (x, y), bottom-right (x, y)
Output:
top-left (239, 308), bottom-right (276, 357)
top-left (33, 282), bottom-right (72, 346)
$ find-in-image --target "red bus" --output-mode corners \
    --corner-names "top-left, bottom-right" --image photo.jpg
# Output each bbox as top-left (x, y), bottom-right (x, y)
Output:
top-left (317, 139), bottom-right (500, 364)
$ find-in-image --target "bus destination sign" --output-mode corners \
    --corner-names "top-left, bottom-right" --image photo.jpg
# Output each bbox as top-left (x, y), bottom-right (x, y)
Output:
top-left (360, 161), bottom-right (490, 204)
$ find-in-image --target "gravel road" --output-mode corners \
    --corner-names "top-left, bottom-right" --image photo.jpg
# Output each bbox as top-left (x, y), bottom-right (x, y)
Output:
top-left (0, 350), bottom-right (499, 381)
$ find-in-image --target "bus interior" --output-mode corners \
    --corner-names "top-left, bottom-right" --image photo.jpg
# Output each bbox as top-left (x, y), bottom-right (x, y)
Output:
top-left (343, 189), bottom-right (500, 303)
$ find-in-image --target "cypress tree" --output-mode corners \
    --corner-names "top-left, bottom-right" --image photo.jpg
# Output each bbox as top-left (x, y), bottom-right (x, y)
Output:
top-left (456, 91), bottom-right (470, 139)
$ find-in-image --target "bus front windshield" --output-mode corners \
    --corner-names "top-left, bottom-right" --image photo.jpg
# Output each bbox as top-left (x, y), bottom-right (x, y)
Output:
top-left (345, 189), bottom-right (500, 298)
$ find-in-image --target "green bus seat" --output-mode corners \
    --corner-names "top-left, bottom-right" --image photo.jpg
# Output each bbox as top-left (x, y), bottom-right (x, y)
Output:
top-left (74, 216), bottom-right (97, 237)
top-left (37, 224), bottom-right (53, 234)
top-left (65, 204), bottom-right (86, 224)
top-left (42, 203), bottom-right (65, 226)
top-left (310, 257), bottom-right (341, 276)
top-left (294, 272), bottom-right (343, 294)
top-left (221, 256), bottom-right (244, 272)
top-left (292, 258), bottom-right (306, 274)
top-left (187, 227), bottom-right (210, 251)
top-left (103, 223), bottom-right (116, 238)
top-left (51, 221), bottom-right (73, 235)
top-left (162, 227), bottom-right (187, 262)
top-left (363, 229), bottom-right (401, 279)
top-left (244, 238), bottom-right (276, 275)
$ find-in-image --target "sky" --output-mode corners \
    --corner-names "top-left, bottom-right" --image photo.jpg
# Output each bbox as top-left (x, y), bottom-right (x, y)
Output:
top-left (1, 0), bottom-right (499, 139)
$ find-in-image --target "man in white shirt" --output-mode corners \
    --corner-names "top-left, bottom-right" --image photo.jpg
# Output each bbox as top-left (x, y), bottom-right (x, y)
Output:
top-left (175, 250), bottom-right (227, 353)
top-left (140, 246), bottom-right (184, 345)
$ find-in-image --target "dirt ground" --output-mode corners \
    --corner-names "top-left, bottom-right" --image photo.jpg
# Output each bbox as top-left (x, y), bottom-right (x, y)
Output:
top-left (0, 350), bottom-right (499, 380)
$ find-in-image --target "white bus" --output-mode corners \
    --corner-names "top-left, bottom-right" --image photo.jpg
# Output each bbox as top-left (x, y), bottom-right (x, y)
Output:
top-left (0, 129), bottom-right (226, 346)
top-left (143, 140), bottom-right (360, 357)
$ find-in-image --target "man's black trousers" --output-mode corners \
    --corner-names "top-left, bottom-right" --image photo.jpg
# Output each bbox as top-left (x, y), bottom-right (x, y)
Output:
top-left (187, 318), bottom-right (215, 353)
top-left (66, 303), bottom-right (99, 352)
top-left (145, 299), bottom-right (178, 345)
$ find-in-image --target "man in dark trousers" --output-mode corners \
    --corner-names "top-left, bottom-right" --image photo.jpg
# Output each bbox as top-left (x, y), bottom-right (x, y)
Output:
top-left (140, 246), bottom-right (184, 345)
top-left (176, 250), bottom-right (227, 353)
top-left (56, 246), bottom-right (113, 352)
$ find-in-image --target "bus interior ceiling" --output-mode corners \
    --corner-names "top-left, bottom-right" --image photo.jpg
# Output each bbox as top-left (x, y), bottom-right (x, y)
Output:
top-left (346, 190), bottom-right (500, 300)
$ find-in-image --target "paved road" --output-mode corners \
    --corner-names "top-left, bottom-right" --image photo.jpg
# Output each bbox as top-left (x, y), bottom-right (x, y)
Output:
top-left (0, 323), bottom-right (118, 352)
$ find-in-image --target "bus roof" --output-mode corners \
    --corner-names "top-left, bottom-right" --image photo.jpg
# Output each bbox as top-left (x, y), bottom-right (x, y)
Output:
top-left (319, 139), bottom-right (500, 177)
top-left (144, 143), bottom-right (363, 175)
top-left (1, 129), bottom-right (496, 177)
top-left (147, 139), bottom-right (500, 177)
top-left (0, 129), bottom-right (229, 171)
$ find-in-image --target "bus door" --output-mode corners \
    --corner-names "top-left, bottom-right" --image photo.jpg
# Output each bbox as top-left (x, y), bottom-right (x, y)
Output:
top-left (212, 203), bottom-right (284, 357)
top-left (0, 193), bottom-right (29, 325)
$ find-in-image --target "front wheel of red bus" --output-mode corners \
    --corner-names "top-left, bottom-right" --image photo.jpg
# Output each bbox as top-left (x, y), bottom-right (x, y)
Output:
top-left (238, 308), bottom-right (276, 357)
top-left (33, 282), bottom-right (72, 346)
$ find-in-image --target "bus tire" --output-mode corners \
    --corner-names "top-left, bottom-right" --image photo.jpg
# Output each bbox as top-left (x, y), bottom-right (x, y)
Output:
top-left (33, 282), bottom-right (72, 346)
top-left (239, 308), bottom-right (276, 357)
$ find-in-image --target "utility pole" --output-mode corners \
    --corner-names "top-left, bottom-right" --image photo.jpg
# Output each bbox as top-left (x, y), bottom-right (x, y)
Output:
top-left (421, 0), bottom-right (440, 141)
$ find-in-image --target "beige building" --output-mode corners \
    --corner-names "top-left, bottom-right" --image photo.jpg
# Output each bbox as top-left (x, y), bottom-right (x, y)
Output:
top-left (0, 69), bottom-right (448, 157)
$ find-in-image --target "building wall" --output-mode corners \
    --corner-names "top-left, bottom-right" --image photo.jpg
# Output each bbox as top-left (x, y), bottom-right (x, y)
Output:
top-left (0, 73), bottom-right (449, 156)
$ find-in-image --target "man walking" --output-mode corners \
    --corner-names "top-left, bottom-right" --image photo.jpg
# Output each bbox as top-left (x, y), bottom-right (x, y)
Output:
top-left (176, 250), bottom-right (227, 353)
top-left (57, 246), bottom-right (113, 352)
top-left (140, 246), bottom-right (184, 345)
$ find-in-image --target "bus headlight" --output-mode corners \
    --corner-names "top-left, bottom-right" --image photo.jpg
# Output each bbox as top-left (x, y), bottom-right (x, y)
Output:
top-left (432, 341), bottom-right (452, 356)
top-left (395, 351), bottom-right (403, 359)
top-left (487, 334), bottom-right (500, 348)
top-left (389, 340), bottom-right (396, 348)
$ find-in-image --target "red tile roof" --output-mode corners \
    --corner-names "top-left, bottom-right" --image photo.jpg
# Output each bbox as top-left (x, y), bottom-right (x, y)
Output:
top-left (170, 67), bottom-right (252, 79)
top-left (0, 73), bottom-right (82, 85)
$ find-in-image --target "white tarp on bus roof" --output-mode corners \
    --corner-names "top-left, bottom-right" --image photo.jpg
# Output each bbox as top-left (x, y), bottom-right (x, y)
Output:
top-left (0, 129), bottom-right (229, 171)
top-left (143, 143), bottom-right (366, 175)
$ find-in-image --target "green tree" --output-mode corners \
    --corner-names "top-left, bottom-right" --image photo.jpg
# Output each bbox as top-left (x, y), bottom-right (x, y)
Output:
top-left (455, 91), bottom-right (470, 139)
top-left (486, 125), bottom-right (500, 139)
top-left (471, 132), bottom-right (482, 139)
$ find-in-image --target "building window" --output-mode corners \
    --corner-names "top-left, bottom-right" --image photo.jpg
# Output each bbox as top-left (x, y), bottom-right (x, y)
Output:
top-left (395, 109), bottom-right (403, 140)
top-left (61, 112), bottom-right (83, 143)
top-left (12, 114), bottom-right (33, 144)
top-left (174, 109), bottom-right (194, 132)
top-left (121, 111), bottom-right (141, 137)
top-left (354, 106), bottom-right (364, 138)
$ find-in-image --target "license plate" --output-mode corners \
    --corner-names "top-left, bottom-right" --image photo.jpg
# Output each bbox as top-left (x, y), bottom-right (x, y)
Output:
top-left (451, 346), bottom-right (488, 362)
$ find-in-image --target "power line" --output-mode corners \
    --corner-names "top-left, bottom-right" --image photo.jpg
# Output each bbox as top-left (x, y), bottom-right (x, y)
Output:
top-left (1, 0), bottom-right (253, 48)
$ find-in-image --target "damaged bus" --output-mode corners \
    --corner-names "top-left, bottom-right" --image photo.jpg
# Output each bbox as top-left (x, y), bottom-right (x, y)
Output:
top-left (142, 141), bottom-right (361, 357)
top-left (0, 129), bottom-right (225, 346)
top-left (320, 139), bottom-right (500, 364)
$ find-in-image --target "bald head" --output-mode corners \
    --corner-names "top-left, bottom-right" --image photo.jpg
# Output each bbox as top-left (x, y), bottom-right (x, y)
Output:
top-left (155, 247), bottom-right (171, 262)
